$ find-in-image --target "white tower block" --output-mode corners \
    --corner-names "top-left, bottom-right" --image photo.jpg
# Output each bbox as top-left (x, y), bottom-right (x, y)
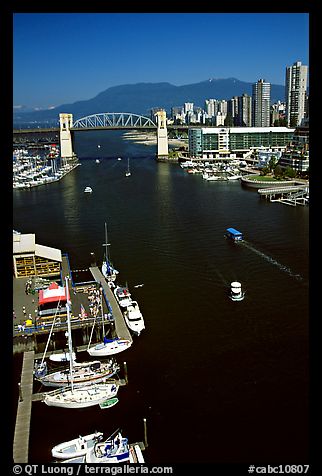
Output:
top-left (59, 113), bottom-right (74, 158)
top-left (155, 110), bottom-right (168, 160)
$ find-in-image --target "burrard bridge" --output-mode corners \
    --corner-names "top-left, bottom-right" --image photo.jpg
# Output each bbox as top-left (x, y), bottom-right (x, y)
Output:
top-left (13, 111), bottom-right (189, 160)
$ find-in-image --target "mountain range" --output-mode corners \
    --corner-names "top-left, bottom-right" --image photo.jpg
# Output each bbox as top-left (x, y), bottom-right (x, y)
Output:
top-left (13, 78), bottom-right (286, 123)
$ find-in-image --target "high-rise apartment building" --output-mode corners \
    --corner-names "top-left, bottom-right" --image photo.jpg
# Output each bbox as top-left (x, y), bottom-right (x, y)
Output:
top-left (237, 94), bottom-right (252, 126)
top-left (285, 61), bottom-right (308, 127)
top-left (252, 79), bottom-right (271, 127)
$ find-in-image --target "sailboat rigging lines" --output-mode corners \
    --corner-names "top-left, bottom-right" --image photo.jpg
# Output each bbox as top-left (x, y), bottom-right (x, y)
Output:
top-left (41, 277), bottom-right (120, 408)
top-left (102, 222), bottom-right (119, 282)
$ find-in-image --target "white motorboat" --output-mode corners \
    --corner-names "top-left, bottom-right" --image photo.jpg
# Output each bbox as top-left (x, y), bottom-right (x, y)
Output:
top-left (84, 186), bottom-right (93, 193)
top-left (227, 174), bottom-right (242, 180)
top-left (125, 158), bottom-right (131, 177)
top-left (123, 301), bottom-right (145, 336)
top-left (51, 431), bottom-right (104, 459)
top-left (114, 285), bottom-right (132, 308)
top-left (87, 337), bottom-right (132, 357)
top-left (62, 430), bottom-right (130, 464)
top-left (35, 358), bottom-right (120, 387)
top-left (229, 281), bottom-right (245, 301)
top-left (86, 431), bottom-right (130, 463)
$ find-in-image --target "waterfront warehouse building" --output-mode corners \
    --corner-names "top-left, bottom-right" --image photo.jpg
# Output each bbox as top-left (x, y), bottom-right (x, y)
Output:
top-left (13, 232), bottom-right (62, 278)
top-left (285, 61), bottom-right (308, 127)
top-left (188, 127), bottom-right (295, 159)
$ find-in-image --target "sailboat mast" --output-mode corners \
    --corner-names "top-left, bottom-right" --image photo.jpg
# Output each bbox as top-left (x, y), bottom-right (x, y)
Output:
top-left (65, 277), bottom-right (74, 392)
top-left (100, 286), bottom-right (105, 337)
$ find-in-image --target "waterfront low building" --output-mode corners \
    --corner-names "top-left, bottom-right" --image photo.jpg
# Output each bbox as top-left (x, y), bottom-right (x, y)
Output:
top-left (278, 125), bottom-right (309, 173)
top-left (13, 232), bottom-right (62, 278)
top-left (188, 126), bottom-right (295, 159)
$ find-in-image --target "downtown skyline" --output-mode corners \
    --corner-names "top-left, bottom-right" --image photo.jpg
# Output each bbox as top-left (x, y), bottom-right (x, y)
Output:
top-left (13, 13), bottom-right (309, 111)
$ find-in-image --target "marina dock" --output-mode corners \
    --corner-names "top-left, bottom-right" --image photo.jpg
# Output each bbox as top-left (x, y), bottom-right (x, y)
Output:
top-left (258, 184), bottom-right (309, 206)
top-left (89, 266), bottom-right (133, 343)
top-left (13, 351), bottom-right (35, 463)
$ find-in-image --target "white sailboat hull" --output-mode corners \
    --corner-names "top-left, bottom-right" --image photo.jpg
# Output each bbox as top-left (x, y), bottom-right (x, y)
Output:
top-left (87, 340), bottom-right (132, 357)
top-left (52, 432), bottom-right (103, 459)
top-left (43, 383), bottom-right (119, 408)
top-left (37, 360), bottom-right (119, 387)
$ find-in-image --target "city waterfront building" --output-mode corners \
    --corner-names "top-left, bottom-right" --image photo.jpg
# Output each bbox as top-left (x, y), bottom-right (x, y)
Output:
top-left (13, 232), bottom-right (62, 279)
top-left (285, 61), bottom-right (308, 127)
top-left (188, 126), bottom-right (294, 159)
top-left (278, 125), bottom-right (309, 173)
top-left (237, 94), bottom-right (252, 126)
top-left (252, 79), bottom-right (271, 127)
top-left (205, 99), bottom-right (218, 117)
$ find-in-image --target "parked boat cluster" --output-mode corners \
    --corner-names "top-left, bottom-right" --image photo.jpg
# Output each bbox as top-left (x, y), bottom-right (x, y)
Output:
top-left (33, 223), bottom-right (146, 463)
top-left (180, 159), bottom-right (246, 181)
top-left (13, 146), bottom-right (79, 189)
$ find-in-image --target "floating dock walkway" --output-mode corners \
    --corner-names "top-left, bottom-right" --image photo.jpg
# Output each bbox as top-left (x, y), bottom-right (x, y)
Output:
top-left (258, 185), bottom-right (309, 206)
top-left (13, 351), bottom-right (35, 463)
top-left (89, 266), bottom-right (133, 343)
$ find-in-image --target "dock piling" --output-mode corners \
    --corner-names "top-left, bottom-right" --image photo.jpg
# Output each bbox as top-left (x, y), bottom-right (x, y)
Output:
top-left (143, 417), bottom-right (148, 448)
top-left (124, 361), bottom-right (128, 384)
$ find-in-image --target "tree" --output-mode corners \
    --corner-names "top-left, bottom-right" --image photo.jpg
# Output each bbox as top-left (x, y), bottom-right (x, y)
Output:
top-left (273, 165), bottom-right (283, 179)
top-left (224, 113), bottom-right (234, 127)
top-left (284, 166), bottom-right (297, 178)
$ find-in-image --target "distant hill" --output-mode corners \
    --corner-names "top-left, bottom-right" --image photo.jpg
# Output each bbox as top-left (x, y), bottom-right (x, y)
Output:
top-left (13, 78), bottom-right (285, 124)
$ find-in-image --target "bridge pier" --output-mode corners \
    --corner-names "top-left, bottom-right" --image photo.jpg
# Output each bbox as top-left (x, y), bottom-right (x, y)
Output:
top-left (59, 113), bottom-right (75, 161)
top-left (155, 110), bottom-right (169, 161)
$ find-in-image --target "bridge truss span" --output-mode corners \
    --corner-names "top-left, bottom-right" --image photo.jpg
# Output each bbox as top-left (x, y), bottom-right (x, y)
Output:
top-left (72, 112), bottom-right (157, 130)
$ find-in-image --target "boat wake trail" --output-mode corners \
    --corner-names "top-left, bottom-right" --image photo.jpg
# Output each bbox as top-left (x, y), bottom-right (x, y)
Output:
top-left (241, 241), bottom-right (304, 282)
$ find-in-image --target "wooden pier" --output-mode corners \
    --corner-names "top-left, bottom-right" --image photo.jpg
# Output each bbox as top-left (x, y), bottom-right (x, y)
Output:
top-left (258, 185), bottom-right (309, 206)
top-left (13, 351), bottom-right (35, 463)
top-left (89, 267), bottom-right (133, 343)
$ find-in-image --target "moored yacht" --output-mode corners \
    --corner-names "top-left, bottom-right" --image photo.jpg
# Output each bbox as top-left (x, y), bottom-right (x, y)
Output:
top-left (123, 301), bottom-right (145, 336)
top-left (114, 285), bottom-right (132, 308)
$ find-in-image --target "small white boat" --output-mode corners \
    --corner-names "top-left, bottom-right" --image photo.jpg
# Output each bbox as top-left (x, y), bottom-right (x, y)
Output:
top-left (95, 159), bottom-right (100, 163)
top-left (117, 157), bottom-right (122, 161)
top-left (49, 351), bottom-right (76, 363)
top-left (62, 430), bottom-right (131, 464)
top-left (114, 285), bottom-right (132, 308)
top-left (84, 187), bottom-right (93, 193)
top-left (229, 281), bottom-right (245, 301)
top-left (87, 337), bottom-right (132, 357)
top-left (51, 431), bottom-right (104, 459)
top-left (227, 174), bottom-right (242, 180)
top-left (124, 301), bottom-right (145, 336)
top-left (125, 158), bottom-right (131, 177)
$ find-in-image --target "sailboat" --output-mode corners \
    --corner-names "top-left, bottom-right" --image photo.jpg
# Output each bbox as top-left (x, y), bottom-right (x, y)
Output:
top-left (35, 358), bottom-right (120, 388)
top-left (102, 222), bottom-right (119, 282)
top-left (125, 158), bottom-right (131, 177)
top-left (87, 287), bottom-right (132, 357)
top-left (43, 278), bottom-right (120, 409)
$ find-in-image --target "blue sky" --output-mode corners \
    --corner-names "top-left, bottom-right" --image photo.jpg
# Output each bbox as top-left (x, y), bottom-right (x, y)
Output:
top-left (13, 13), bottom-right (309, 110)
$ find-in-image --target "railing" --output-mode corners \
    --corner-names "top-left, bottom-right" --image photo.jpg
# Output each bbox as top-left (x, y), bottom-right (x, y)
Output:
top-left (72, 113), bottom-right (157, 129)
